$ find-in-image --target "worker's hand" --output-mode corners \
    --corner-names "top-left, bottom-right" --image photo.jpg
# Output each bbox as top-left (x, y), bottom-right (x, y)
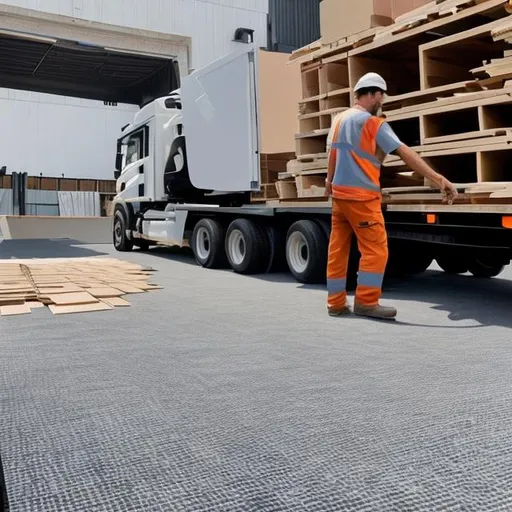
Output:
top-left (440, 177), bottom-right (458, 205)
top-left (325, 180), bottom-right (332, 198)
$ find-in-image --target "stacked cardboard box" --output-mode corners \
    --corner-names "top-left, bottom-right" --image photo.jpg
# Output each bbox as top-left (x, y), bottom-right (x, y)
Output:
top-left (319, 0), bottom-right (432, 45)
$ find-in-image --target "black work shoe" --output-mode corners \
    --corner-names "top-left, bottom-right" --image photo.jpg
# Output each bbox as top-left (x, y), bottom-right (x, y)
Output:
top-left (354, 303), bottom-right (397, 319)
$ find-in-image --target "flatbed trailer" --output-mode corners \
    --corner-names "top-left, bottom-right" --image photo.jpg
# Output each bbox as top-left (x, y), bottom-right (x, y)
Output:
top-left (114, 196), bottom-right (512, 287)
top-left (112, 43), bottom-right (512, 284)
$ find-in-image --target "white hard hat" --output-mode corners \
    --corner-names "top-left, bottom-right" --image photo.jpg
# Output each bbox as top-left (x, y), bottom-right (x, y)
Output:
top-left (354, 72), bottom-right (387, 92)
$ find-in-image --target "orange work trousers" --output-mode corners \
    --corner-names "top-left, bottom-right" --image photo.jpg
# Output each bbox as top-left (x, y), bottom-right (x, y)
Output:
top-left (327, 197), bottom-right (388, 311)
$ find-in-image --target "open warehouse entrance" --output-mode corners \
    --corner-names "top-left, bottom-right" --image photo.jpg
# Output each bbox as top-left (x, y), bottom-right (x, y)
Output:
top-left (0, 30), bottom-right (181, 107)
top-left (0, 3), bottom-right (190, 180)
top-left (0, 3), bottom-right (190, 215)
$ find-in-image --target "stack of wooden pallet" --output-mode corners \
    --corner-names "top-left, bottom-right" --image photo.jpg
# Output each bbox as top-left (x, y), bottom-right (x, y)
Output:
top-left (251, 152), bottom-right (295, 203)
top-left (276, 0), bottom-right (512, 205)
top-left (0, 258), bottom-right (161, 316)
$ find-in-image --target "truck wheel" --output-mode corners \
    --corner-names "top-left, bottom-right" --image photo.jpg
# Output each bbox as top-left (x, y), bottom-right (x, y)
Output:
top-left (436, 255), bottom-right (468, 275)
top-left (191, 218), bottom-right (227, 269)
top-left (468, 255), bottom-right (505, 278)
top-left (286, 220), bottom-right (327, 284)
top-left (113, 209), bottom-right (133, 252)
top-left (225, 218), bottom-right (270, 274)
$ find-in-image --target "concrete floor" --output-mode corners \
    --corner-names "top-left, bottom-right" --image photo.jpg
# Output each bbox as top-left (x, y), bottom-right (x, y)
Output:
top-left (1, 239), bottom-right (512, 511)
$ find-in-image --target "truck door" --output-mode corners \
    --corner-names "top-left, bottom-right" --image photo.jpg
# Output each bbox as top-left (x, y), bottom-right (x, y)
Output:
top-left (180, 44), bottom-right (260, 193)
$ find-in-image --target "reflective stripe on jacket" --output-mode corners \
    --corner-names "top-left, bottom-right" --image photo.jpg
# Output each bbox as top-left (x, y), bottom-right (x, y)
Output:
top-left (328, 108), bottom-right (386, 202)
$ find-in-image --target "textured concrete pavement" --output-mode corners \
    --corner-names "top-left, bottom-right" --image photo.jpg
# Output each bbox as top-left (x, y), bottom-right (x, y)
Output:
top-left (1, 239), bottom-right (512, 511)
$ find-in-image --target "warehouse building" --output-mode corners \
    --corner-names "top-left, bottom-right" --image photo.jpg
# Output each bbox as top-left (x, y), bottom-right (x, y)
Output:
top-left (0, 0), bottom-right (319, 181)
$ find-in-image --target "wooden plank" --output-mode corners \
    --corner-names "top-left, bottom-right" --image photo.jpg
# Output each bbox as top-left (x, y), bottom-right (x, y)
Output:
top-left (0, 298), bottom-right (28, 306)
top-left (47, 292), bottom-right (99, 306)
top-left (420, 14), bottom-right (508, 53)
top-left (386, 89), bottom-right (512, 119)
top-left (279, 169), bottom-right (328, 179)
top-left (26, 301), bottom-right (45, 309)
top-left (384, 81), bottom-right (470, 110)
top-left (101, 297), bottom-right (131, 308)
top-left (48, 302), bottom-right (113, 315)
top-left (101, 283), bottom-right (145, 294)
top-left (266, 198), bottom-right (332, 207)
top-left (386, 203), bottom-right (512, 213)
top-left (85, 287), bottom-right (125, 298)
top-left (423, 128), bottom-right (512, 145)
top-left (414, 134), bottom-right (512, 153)
top-left (295, 129), bottom-right (330, 139)
top-left (350, 0), bottom-right (507, 56)
top-left (384, 141), bottom-right (512, 166)
top-left (419, 16), bottom-right (512, 89)
top-left (286, 158), bottom-right (328, 173)
top-left (38, 285), bottom-right (85, 295)
top-left (0, 284), bottom-right (34, 292)
top-left (0, 304), bottom-right (31, 316)
top-left (296, 152), bottom-right (328, 161)
top-left (383, 192), bottom-right (471, 203)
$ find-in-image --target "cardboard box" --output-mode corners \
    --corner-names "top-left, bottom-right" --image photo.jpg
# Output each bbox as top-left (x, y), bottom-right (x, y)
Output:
top-left (391, 0), bottom-right (431, 19)
top-left (258, 49), bottom-right (301, 154)
top-left (320, 0), bottom-right (393, 44)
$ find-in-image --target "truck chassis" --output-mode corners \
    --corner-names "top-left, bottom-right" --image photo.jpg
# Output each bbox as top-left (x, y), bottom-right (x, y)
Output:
top-left (113, 199), bottom-right (512, 287)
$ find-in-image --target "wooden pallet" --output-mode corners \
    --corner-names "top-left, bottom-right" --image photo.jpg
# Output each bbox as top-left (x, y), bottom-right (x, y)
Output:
top-left (284, 0), bottom-right (512, 199)
top-left (251, 183), bottom-right (279, 203)
top-left (251, 152), bottom-right (296, 203)
top-left (382, 181), bottom-right (512, 205)
top-left (384, 142), bottom-right (512, 183)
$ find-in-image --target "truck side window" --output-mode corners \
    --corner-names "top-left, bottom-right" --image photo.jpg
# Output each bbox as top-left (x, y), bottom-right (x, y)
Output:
top-left (120, 128), bottom-right (147, 170)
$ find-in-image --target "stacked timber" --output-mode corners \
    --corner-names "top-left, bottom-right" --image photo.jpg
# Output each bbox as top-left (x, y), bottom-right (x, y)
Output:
top-left (275, 0), bottom-right (512, 206)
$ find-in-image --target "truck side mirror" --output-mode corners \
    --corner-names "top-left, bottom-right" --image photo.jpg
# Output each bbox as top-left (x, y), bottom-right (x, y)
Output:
top-left (115, 153), bottom-right (123, 172)
top-left (114, 170), bottom-right (121, 179)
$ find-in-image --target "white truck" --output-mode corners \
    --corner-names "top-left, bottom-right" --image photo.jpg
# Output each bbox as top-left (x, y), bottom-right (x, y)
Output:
top-left (112, 44), bottom-right (512, 285)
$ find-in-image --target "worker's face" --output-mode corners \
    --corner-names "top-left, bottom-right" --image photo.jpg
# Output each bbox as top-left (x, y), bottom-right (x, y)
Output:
top-left (369, 91), bottom-right (384, 116)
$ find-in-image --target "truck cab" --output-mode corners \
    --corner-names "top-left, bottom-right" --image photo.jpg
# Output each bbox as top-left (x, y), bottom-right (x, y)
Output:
top-left (114, 44), bottom-right (261, 208)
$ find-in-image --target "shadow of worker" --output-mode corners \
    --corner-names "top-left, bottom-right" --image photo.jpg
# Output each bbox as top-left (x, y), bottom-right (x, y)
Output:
top-left (381, 269), bottom-right (512, 330)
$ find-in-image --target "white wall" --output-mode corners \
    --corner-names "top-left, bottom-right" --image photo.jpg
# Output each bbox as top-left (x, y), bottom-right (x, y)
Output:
top-left (0, 0), bottom-right (269, 179)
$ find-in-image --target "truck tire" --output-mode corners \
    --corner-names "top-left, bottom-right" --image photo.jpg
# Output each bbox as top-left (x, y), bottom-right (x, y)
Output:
top-left (225, 218), bottom-right (270, 274)
top-left (191, 218), bottom-right (228, 269)
top-left (266, 225), bottom-right (287, 272)
top-left (286, 220), bottom-right (327, 284)
top-left (436, 254), bottom-right (468, 275)
top-left (467, 255), bottom-right (505, 278)
top-left (113, 208), bottom-right (133, 252)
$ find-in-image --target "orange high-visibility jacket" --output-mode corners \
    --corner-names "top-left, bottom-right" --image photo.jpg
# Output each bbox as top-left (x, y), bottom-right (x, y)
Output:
top-left (327, 108), bottom-right (403, 201)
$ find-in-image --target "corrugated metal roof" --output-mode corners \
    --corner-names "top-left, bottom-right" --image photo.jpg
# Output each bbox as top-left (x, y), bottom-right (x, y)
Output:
top-left (267, 0), bottom-right (320, 53)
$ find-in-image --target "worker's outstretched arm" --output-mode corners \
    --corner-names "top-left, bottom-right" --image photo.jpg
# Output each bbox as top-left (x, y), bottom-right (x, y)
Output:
top-left (395, 144), bottom-right (458, 204)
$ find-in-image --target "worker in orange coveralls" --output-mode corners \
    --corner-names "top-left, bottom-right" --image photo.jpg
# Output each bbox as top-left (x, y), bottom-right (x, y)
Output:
top-left (325, 72), bottom-right (458, 320)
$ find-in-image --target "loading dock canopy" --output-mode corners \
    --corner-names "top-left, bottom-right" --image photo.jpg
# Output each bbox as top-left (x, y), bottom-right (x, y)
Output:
top-left (0, 30), bottom-right (180, 106)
